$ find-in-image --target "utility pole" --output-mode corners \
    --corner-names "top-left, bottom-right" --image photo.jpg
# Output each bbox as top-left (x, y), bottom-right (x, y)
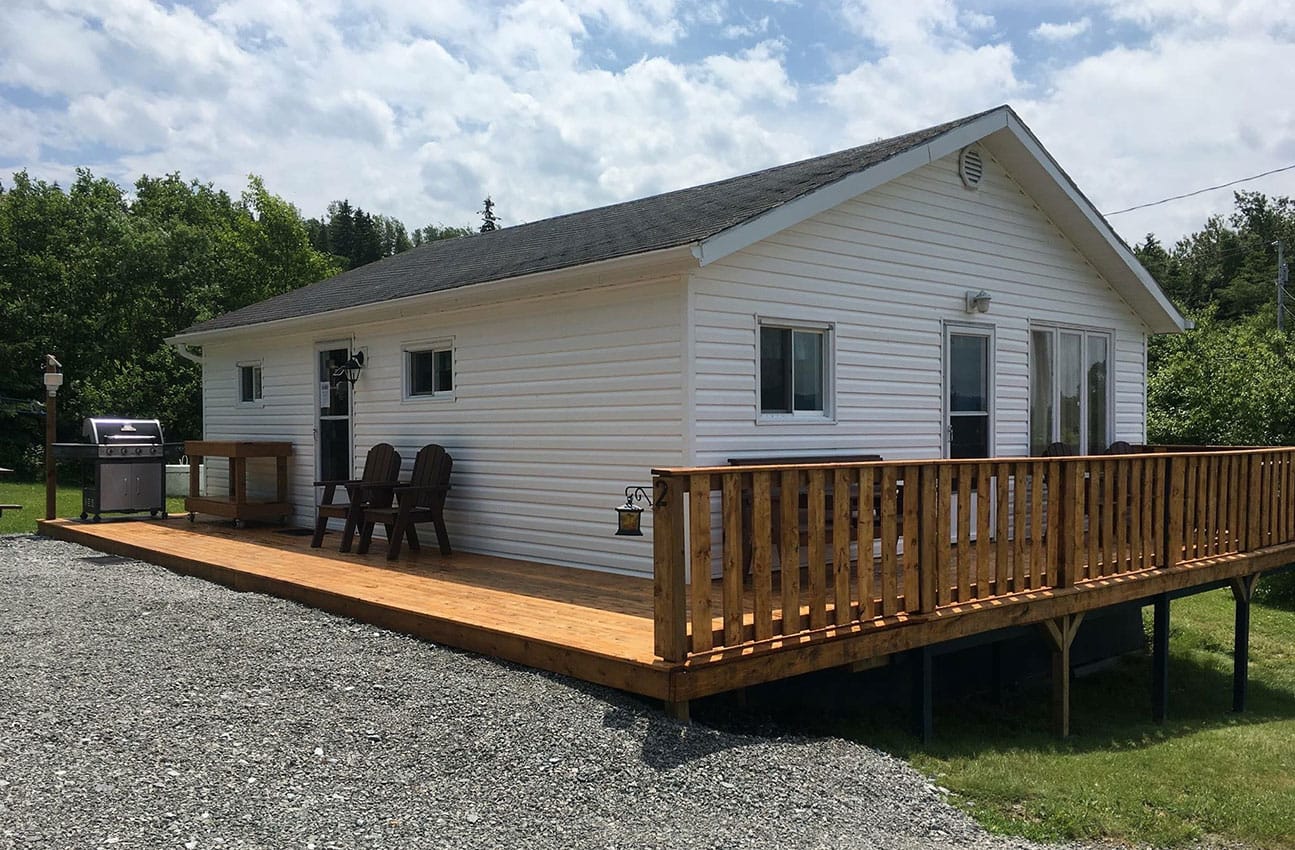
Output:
top-left (1278, 240), bottom-right (1288, 332)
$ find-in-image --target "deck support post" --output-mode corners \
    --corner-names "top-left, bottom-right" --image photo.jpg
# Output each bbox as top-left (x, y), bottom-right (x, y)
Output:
top-left (1152, 593), bottom-right (1170, 723)
top-left (664, 699), bottom-right (690, 723)
top-left (1231, 573), bottom-right (1261, 713)
top-left (910, 645), bottom-right (933, 744)
top-left (1039, 613), bottom-right (1084, 738)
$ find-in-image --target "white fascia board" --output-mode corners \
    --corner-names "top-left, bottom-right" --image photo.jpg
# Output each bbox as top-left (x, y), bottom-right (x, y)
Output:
top-left (166, 244), bottom-right (699, 346)
top-left (998, 113), bottom-right (1188, 335)
top-left (693, 108), bottom-right (1011, 267)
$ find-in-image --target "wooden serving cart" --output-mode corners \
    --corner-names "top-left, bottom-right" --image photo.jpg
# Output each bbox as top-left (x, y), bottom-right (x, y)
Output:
top-left (184, 440), bottom-right (292, 527)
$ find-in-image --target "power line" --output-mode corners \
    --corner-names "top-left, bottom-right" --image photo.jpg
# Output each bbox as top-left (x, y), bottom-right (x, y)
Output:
top-left (1105, 163), bottom-right (1295, 216)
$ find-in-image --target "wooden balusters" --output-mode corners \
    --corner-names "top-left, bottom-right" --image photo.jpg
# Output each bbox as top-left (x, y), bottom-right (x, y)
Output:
top-left (833, 469), bottom-right (852, 626)
top-left (902, 466), bottom-right (921, 613)
top-left (918, 465), bottom-right (938, 614)
top-left (856, 466), bottom-right (875, 619)
top-left (688, 473), bottom-right (714, 653)
top-left (653, 448), bottom-right (1295, 662)
top-left (780, 468), bottom-right (802, 633)
top-left (955, 464), bottom-right (972, 601)
top-left (751, 471), bottom-right (774, 642)
top-left (880, 466), bottom-right (900, 617)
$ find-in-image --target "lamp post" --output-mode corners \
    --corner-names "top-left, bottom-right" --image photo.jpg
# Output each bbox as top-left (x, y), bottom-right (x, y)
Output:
top-left (43, 355), bottom-right (63, 520)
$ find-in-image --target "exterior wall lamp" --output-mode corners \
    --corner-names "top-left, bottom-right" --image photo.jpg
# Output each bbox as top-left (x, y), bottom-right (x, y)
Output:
top-left (965, 290), bottom-right (992, 314)
top-left (331, 351), bottom-right (365, 387)
top-left (615, 485), bottom-right (661, 536)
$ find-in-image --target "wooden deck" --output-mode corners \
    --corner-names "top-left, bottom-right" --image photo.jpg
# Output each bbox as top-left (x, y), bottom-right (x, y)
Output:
top-left (38, 517), bottom-right (677, 698)
top-left (38, 449), bottom-right (1295, 716)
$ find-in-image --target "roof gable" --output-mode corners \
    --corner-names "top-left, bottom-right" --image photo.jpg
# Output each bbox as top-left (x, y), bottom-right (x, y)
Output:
top-left (172, 105), bottom-right (1185, 340)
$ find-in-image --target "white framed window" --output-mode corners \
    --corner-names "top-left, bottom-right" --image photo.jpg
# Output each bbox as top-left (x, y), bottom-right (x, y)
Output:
top-left (757, 318), bottom-right (833, 420)
top-left (404, 341), bottom-right (454, 400)
top-left (237, 362), bottom-right (263, 405)
top-left (1029, 325), bottom-right (1112, 455)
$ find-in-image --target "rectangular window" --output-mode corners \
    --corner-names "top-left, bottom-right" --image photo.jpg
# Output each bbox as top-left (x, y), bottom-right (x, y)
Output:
top-left (406, 344), bottom-right (453, 398)
top-left (1029, 326), bottom-right (1112, 455)
top-left (758, 321), bottom-right (830, 417)
top-left (238, 363), bottom-right (262, 404)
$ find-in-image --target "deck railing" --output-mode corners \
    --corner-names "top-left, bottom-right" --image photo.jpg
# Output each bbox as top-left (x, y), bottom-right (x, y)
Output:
top-left (650, 448), bottom-right (1295, 662)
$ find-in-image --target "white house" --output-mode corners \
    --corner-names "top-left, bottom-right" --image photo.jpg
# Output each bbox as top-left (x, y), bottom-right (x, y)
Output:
top-left (167, 105), bottom-right (1187, 578)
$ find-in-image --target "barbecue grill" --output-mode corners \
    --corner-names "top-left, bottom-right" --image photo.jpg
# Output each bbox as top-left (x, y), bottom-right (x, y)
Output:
top-left (52, 418), bottom-right (181, 521)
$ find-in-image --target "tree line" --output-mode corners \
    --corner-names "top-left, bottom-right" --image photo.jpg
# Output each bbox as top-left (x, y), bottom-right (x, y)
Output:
top-left (1137, 191), bottom-right (1295, 446)
top-left (0, 169), bottom-right (481, 472)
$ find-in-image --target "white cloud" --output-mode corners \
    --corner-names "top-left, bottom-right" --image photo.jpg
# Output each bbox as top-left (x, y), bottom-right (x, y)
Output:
top-left (1, 0), bottom-right (1293, 248)
top-left (1019, 9), bottom-right (1295, 244)
top-left (1032, 18), bottom-right (1091, 42)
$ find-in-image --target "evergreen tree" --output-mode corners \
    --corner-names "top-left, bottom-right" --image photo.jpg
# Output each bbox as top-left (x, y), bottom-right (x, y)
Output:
top-left (479, 196), bottom-right (499, 233)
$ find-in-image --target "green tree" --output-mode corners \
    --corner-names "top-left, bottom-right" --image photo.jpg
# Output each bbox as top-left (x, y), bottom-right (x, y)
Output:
top-left (0, 170), bottom-right (339, 470)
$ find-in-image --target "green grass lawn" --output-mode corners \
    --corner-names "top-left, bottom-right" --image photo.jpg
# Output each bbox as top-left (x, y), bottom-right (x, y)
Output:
top-left (837, 589), bottom-right (1295, 848)
top-left (0, 480), bottom-right (186, 534)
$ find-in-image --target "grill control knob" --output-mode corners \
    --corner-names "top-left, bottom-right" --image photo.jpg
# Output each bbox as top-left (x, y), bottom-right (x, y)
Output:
top-left (135, 446), bottom-right (142, 455)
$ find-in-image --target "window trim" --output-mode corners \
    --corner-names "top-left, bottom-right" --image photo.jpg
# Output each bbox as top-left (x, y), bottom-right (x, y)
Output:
top-left (236, 361), bottom-right (263, 407)
top-left (402, 339), bottom-right (456, 403)
top-left (1028, 322), bottom-right (1115, 455)
top-left (755, 317), bottom-right (835, 424)
top-left (942, 321), bottom-right (996, 459)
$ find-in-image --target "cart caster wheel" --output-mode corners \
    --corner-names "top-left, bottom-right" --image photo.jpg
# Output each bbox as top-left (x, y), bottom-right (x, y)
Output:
top-left (188, 512), bottom-right (196, 523)
top-left (161, 511), bottom-right (169, 519)
top-left (79, 512), bottom-right (87, 521)
top-left (150, 509), bottom-right (159, 518)
top-left (91, 515), bottom-right (101, 523)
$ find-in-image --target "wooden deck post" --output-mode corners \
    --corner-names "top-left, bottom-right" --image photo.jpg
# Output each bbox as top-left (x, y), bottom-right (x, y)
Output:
top-left (1055, 461), bottom-right (1079, 588)
top-left (910, 645), bottom-right (933, 744)
top-left (1040, 613), bottom-right (1084, 738)
top-left (1232, 573), bottom-right (1261, 713)
top-left (652, 474), bottom-right (688, 663)
top-left (665, 699), bottom-right (690, 723)
top-left (1152, 593), bottom-right (1170, 723)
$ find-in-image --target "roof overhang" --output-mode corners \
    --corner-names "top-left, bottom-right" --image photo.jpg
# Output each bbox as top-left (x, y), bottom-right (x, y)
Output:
top-left (694, 106), bottom-right (1188, 335)
top-left (166, 244), bottom-right (700, 345)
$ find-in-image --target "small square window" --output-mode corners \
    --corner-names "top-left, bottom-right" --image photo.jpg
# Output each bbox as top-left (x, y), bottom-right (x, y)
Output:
top-left (238, 364), bottom-right (262, 404)
top-left (759, 322), bottom-right (829, 416)
top-left (407, 345), bottom-right (453, 398)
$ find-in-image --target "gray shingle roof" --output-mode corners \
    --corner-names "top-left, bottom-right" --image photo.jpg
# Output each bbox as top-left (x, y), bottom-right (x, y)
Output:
top-left (177, 107), bottom-right (1002, 337)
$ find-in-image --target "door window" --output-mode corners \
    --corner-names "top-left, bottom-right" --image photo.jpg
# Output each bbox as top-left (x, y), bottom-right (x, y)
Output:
top-left (947, 328), bottom-right (992, 458)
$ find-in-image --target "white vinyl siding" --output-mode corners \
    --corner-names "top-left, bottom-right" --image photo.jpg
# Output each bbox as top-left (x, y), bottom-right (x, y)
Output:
top-left (199, 277), bottom-right (686, 577)
top-left (689, 149), bottom-right (1148, 465)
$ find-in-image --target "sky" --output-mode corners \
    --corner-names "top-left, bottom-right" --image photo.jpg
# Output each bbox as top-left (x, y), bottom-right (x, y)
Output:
top-left (2, 0), bottom-right (1294, 247)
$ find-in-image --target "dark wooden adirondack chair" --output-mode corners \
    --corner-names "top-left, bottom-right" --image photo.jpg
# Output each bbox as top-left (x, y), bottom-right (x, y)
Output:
top-left (356, 444), bottom-right (453, 560)
top-left (311, 442), bottom-right (402, 552)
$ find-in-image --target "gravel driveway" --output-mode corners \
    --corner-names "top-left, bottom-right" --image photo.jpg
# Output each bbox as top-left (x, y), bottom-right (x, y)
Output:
top-left (1, 534), bottom-right (1063, 850)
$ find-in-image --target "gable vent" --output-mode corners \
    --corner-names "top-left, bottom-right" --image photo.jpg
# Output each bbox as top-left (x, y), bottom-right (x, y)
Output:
top-left (958, 146), bottom-right (984, 190)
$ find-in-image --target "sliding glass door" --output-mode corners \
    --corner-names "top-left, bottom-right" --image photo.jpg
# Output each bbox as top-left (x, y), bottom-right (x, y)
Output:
top-left (1030, 326), bottom-right (1111, 455)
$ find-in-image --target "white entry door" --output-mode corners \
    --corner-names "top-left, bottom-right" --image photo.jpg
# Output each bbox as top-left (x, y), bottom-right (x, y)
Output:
top-left (316, 342), bottom-right (353, 485)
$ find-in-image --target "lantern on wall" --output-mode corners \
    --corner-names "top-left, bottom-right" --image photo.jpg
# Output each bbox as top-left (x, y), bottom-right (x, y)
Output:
top-left (614, 485), bottom-right (652, 536)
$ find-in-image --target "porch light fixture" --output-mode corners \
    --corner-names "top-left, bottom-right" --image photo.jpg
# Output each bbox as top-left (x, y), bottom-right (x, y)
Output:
top-left (614, 485), bottom-right (653, 537)
top-left (331, 351), bottom-right (365, 387)
top-left (42, 354), bottom-right (63, 397)
top-left (965, 289), bottom-right (992, 314)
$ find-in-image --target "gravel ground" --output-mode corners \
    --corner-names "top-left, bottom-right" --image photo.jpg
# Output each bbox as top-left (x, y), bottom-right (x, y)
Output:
top-left (0, 534), bottom-right (1072, 850)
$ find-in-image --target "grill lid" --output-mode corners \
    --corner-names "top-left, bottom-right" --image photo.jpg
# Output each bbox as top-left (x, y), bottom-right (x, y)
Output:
top-left (82, 418), bottom-right (165, 444)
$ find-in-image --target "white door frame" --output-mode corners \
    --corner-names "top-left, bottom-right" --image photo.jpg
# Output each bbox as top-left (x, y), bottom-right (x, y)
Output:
top-left (942, 321), bottom-right (996, 459)
top-left (314, 339), bottom-right (354, 488)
